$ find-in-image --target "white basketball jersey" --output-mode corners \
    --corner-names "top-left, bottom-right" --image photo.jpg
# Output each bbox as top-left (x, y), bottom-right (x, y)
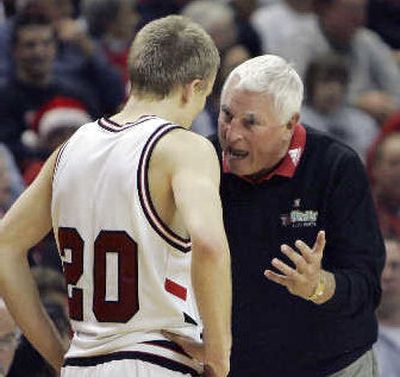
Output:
top-left (52, 116), bottom-right (202, 375)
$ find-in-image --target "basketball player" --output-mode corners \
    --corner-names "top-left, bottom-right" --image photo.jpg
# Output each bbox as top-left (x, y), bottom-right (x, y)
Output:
top-left (0, 15), bottom-right (231, 377)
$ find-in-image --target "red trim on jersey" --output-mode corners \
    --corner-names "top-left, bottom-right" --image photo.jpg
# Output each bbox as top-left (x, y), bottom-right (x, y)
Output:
top-left (223, 123), bottom-right (307, 183)
top-left (165, 278), bottom-right (187, 301)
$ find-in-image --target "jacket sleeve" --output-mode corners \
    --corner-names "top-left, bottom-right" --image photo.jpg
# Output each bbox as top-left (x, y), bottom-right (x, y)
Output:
top-left (319, 149), bottom-right (385, 316)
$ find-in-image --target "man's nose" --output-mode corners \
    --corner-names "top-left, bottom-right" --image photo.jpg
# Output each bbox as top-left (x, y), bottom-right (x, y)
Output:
top-left (225, 121), bottom-right (243, 142)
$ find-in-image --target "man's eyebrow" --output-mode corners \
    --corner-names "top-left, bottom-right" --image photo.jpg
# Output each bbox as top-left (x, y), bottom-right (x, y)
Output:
top-left (243, 113), bottom-right (257, 121)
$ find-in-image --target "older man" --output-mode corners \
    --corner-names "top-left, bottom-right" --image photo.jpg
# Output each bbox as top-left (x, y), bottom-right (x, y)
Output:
top-left (214, 55), bottom-right (384, 376)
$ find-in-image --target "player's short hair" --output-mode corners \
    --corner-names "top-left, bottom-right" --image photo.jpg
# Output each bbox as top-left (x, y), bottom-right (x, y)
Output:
top-left (128, 15), bottom-right (220, 99)
top-left (223, 54), bottom-right (304, 124)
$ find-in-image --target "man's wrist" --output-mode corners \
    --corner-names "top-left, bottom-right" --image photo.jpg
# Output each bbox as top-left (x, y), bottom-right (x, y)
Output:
top-left (308, 270), bottom-right (336, 304)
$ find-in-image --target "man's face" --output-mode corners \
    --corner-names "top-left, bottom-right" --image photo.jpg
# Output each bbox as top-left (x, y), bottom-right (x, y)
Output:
top-left (382, 240), bottom-right (400, 300)
top-left (373, 134), bottom-right (400, 203)
top-left (0, 305), bottom-right (18, 377)
top-left (13, 25), bottom-right (56, 83)
top-left (320, 0), bottom-right (367, 46)
top-left (312, 80), bottom-right (346, 114)
top-left (218, 80), bottom-right (294, 177)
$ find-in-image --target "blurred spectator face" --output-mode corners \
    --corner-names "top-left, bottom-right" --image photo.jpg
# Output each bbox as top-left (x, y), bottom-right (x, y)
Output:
top-left (13, 24), bottom-right (56, 83)
top-left (382, 239), bottom-right (400, 296)
top-left (107, 2), bottom-right (139, 41)
top-left (221, 45), bottom-right (251, 83)
top-left (231, 0), bottom-right (257, 20)
top-left (58, 0), bottom-right (74, 19)
top-left (320, 0), bottom-right (367, 46)
top-left (312, 79), bottom-right (346, 113)
top-left (373, 134), bottom-right (400, 204)
top-left (0, 303), bottom-right (18, 377)
top-left (208, 19), bottom-right (237, 54)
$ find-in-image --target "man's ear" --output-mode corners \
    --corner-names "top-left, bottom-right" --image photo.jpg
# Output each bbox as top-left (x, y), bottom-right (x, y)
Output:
top-left (181, 79), bottom-right (203, 104)
top-left (286, 113), bottom-right (300, 130)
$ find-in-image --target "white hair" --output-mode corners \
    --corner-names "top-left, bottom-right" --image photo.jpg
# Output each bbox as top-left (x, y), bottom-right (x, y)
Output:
top-left (223, 54), bottom-right (304, 124)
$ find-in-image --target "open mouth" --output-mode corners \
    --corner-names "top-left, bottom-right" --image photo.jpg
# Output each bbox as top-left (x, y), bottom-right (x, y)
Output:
top-left (226, 147), bottom-right (249, 160)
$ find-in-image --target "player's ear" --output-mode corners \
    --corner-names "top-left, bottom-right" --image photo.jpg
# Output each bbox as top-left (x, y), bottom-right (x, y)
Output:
top-left (181, 79), bottom-right (203, 104)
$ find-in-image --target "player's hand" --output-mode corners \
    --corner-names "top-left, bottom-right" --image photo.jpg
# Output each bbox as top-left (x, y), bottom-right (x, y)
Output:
top-left (264, 231), bottom-right (325, 300)
top-left (162, 331), bottom-right (230, 377)
top-left (162, 331), bottom-right (205, 362)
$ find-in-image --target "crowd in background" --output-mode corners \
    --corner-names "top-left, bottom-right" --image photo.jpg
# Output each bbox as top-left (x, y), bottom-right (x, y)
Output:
top-left (0, 0), bottom-right (399, 376)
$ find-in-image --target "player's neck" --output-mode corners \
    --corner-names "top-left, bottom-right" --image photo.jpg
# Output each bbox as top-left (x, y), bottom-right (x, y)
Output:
top-left (111, 93), bottom-right (191, 129)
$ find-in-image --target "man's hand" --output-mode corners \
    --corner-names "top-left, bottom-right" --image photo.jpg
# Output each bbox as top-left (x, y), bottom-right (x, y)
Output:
top-left (264, 231), bottom-right (334, 303)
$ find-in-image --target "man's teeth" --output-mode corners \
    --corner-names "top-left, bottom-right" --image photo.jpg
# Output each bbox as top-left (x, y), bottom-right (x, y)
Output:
top-left (229, 149), bottom-right (248, 159)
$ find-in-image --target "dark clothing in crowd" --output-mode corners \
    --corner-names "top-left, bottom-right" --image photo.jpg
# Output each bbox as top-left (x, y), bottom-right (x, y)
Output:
top-left (211, 125), bottom-right (385, 377)
top-left (368, 0), bottom-right (400, 49)
top-left (0, 77), bottom-right (98, 164)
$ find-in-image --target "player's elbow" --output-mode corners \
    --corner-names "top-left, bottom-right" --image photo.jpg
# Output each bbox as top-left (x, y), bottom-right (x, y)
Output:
top-left (191, 234), bottom-right (230, 262)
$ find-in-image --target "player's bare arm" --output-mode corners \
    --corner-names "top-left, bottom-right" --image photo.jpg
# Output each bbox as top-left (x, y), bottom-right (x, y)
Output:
top-left (0, 149), bottom-right (67, 374)
top-left (155, 129), bottom-right (232, 377)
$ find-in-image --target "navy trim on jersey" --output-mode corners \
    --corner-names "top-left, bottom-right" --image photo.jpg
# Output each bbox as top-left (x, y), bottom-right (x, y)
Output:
top-left (98, 115), bottom-right (157, 133)
top-left (137, 124), bottom-right (192, 253)
top-left (183, 312), bottom-right (198, 326)
top-left (63, 351), bottom-right (200, 376)
top-left (53, 140), bottom-right (70, 181)
top-left (140, 340), bottom-right (191, 358)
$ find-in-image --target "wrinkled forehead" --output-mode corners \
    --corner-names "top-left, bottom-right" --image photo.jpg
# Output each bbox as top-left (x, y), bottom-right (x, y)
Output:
top-left (221, 79), bottom-right (275, 114)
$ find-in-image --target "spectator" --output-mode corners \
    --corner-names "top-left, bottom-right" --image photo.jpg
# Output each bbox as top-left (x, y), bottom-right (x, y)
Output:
top-left (251, 0), bottom-right (315, 73)
top-left (0, 12), bottom-right (97, 165)
top-left (7, 267), bottom-right (70, 377)
top-left (0, 299), bottom-right (19, 377)
top-left (23, 96), bottom-right (92, 185)
top-left (0, 144), bottom-right (25, 209)
top-left (311, 0), bottom-right (400, 122)
top-left (301, 53), bottom-right (378, 161)
top-left (181, 0), bottom-right (237, 56)
top-left (0, 146), bottom-right (25, 218)
top-left (81, 0), bottom-right (139, 92)
top-left (0, 0), bottom-right (126, 115)
top-left (229, 0), bottom-right (262, 57)
top-left (375, 237), bottom-right (400, 377)
top-left (370, 132), bottom-right (400, 237)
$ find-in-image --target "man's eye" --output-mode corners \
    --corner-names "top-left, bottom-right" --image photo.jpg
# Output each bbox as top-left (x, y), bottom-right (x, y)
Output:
top-left (223, 111), bottom-right (233, 123)
top-left (243, 119), bottom-right (256, 128)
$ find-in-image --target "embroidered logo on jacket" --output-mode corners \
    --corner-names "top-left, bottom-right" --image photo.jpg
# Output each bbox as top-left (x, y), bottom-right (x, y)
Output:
top-left (280, 199), bottom-right (318, 228)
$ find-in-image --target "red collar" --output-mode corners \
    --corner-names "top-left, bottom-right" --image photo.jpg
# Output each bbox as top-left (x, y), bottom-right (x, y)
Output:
top-left (223, 123), bottom-right (307, 184)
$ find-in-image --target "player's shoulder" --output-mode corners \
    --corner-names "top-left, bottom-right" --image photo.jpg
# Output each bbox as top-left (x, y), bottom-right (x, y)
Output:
top-left (158, 127), bottom-right (217, 158)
